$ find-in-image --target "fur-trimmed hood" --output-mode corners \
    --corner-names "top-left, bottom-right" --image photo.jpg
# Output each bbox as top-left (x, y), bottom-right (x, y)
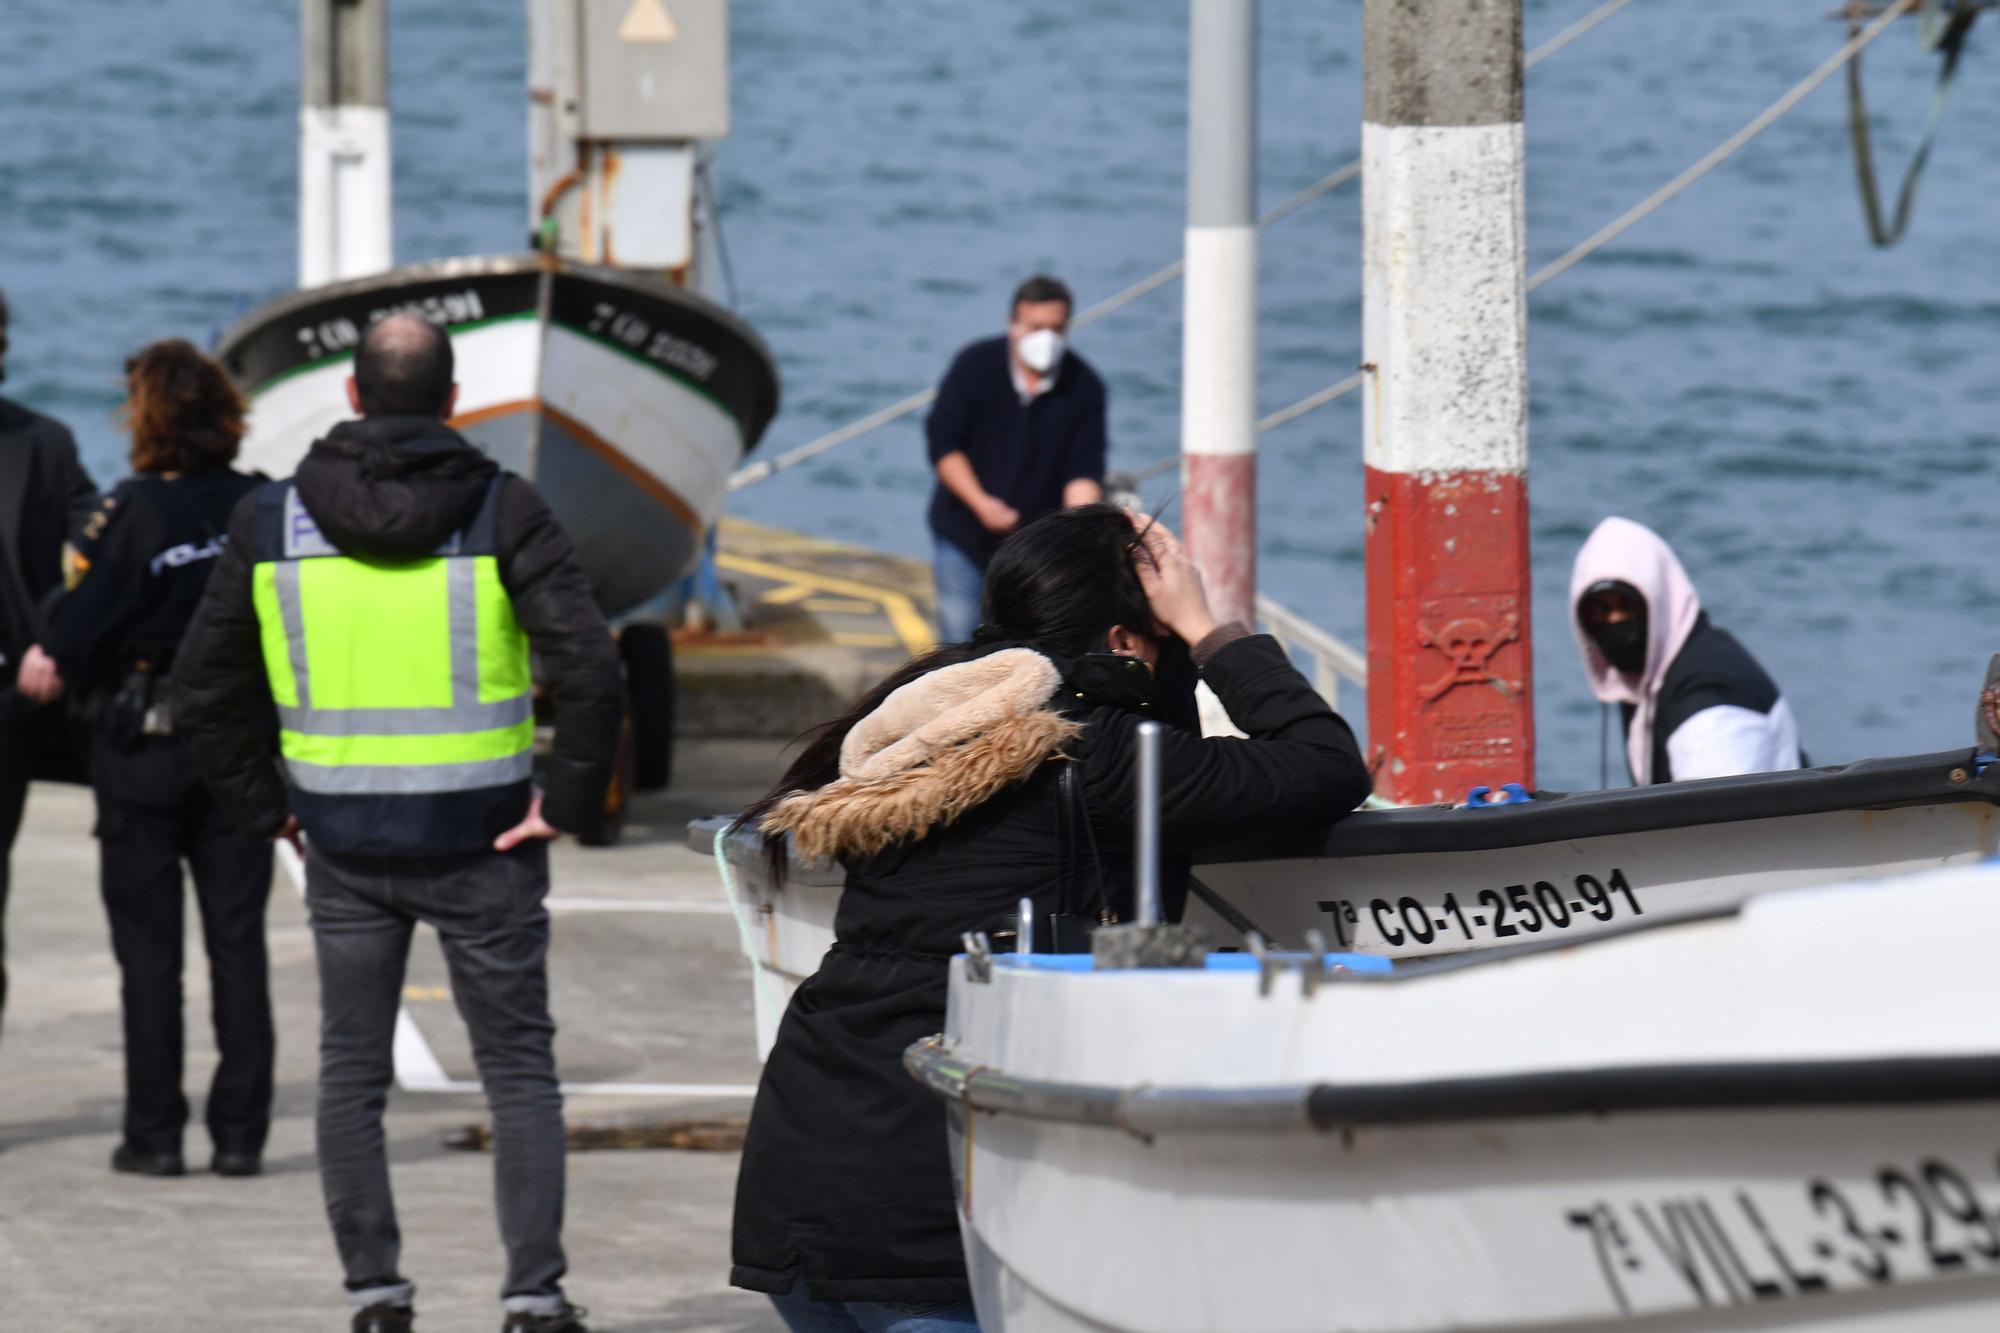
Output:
top-left (761, 648), bottom-right (1080, 863)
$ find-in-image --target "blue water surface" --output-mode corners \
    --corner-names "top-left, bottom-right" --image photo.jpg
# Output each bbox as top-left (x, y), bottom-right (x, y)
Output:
top-left (3, 0), bottom-right (1996, 789)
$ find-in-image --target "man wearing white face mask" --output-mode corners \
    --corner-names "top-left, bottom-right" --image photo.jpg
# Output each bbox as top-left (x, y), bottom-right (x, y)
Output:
top-left (925, 274), bottom-right (1108, 642)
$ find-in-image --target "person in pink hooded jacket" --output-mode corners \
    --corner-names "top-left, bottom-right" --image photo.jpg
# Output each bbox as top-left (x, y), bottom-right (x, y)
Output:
top-left (1571, 516), bottom-right (1802, 787)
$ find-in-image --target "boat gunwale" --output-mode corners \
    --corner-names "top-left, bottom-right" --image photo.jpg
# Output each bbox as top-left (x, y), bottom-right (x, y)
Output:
top-left (1202, 746), bottom-right (2000, 863)
top-left (692, 747), bottom-right (2000, 872)
top-left (905, 1035), bottom-right (2000, 1137)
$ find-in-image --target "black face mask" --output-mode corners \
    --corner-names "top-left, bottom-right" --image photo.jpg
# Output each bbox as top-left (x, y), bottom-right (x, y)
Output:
top-left (1589, 617), bottom-right (1649, 675)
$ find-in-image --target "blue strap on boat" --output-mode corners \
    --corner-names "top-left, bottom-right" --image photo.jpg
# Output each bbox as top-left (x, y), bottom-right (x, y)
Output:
top-left (1204, 951), bottom-right (1392, 975)
top-left (993, 954), bottom-right (1097, 973)
top-left (993, 951), bottom-right (1392, 975)
top-left (1465, 782), bottom-right (1533, 807)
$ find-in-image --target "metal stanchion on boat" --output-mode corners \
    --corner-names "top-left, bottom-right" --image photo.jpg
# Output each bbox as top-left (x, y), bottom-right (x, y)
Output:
top-left (1135, 722), bottom-right (1163, 926)
top-left (1091, 721), bottom-right (1208, 969)
top-left (1017, 897), bottom-right (1035, 955)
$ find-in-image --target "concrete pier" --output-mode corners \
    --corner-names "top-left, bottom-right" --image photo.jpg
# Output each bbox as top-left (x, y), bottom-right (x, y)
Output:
top-left (1, 760), bottom-right (780, 1332)
top-left (0, 523), bottom-right (938, 1330)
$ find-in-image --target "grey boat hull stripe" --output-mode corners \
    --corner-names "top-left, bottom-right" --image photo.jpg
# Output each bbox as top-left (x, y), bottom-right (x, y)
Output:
top-left (283, 752), bottom-right (532, 795)
top-left (905, 1038), bottom-right (2000, 1138)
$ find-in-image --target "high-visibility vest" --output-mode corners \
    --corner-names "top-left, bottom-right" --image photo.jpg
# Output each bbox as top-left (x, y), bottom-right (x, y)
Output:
top-left (248, 478), bottom-right (533, 857)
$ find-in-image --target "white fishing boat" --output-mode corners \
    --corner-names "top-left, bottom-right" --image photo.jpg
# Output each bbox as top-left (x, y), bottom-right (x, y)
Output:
top-left (216, 254), bottom-right (779, 618)
top-left (910, 858), bottom-right (2000, 1332)
top-left (697, 747), bottom-right (2000, 1054)
top-left (223, 1), bottom-right (780, 803)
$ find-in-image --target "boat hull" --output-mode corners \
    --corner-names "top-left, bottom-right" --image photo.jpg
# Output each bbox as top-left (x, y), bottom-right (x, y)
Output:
top-left (217, 255), bottom-right (780, 616)
top-left (698, 750), bottom-right (2000, 1056)
top-left (926, 864), bottom-right (2000, 1331)
top-left (951, 1099), bottom-right (2000, 1332)
top-left (1189, 750), bottom-right (2000, 958)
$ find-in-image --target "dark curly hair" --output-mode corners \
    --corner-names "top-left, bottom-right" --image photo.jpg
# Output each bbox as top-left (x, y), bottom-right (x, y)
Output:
top-left (122, 338), bottom-right (247, 473)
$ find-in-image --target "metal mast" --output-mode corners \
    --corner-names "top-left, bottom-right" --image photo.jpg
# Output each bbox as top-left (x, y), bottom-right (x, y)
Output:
top-left (299, 0), bottom-right (394, 287)
top-left (1179, 0), bottom-right (1260, 630)
top-left (526, 0), bottom-right (731, 287)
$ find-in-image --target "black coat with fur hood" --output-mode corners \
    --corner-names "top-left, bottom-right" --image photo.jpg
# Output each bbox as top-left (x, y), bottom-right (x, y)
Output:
top-left (730, 631), bottom-right (1370, 1304)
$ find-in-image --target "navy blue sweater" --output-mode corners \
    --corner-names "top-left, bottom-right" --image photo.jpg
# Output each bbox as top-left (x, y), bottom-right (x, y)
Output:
top-left (924, 336), bottom-right (1107, 566)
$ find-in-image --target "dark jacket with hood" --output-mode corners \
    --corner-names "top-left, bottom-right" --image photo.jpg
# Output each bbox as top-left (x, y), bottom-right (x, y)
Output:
top-left (729, 629), bottom-right (1371, 1304)
top-left (174, 416), bottom-right (624, 851)
top-left (0, 395), bottom-right (97, 675)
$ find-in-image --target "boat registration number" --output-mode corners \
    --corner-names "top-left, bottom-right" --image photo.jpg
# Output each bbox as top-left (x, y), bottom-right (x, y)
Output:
top-left (1569, 1151), bottom-right (2000, 1315)
top-left (1316, 867), bottom-right (1643, 953)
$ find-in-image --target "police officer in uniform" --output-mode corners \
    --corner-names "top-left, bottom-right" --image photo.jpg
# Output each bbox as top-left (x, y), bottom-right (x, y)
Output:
top-left (17, 339), bottom-right (272, 1178)
top-left (175, 315), bottom-right (623, 1333)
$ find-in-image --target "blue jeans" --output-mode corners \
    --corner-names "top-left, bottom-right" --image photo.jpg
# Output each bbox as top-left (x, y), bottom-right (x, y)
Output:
top-left (931, 537), bottom-right (986, 646)
top-left (771, 1285), bottom-right (979, 1332)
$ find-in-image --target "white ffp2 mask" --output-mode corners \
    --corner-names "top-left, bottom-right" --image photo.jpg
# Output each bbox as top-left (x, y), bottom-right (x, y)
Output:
top-left (1016, 328), bottom-right (1065, 374)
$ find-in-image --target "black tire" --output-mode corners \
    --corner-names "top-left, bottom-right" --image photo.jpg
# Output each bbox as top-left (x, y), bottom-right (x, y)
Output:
top-left (620, 622), bottom-right (675, 791)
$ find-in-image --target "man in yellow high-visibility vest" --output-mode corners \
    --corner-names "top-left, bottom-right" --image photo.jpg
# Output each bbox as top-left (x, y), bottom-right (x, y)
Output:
top-left (176, 315), bottom-right (622, 1333)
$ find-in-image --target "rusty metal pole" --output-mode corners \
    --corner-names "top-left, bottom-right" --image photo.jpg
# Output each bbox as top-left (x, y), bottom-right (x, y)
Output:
top-left (1361, 0), bottom-right (1534, 804)
top-left (1180, 0), bottom-right (1258, 628)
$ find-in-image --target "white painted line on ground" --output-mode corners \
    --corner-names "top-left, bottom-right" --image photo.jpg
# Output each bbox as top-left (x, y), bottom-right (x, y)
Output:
top-left (545, 897), bottom-right (733, 914)
top-left (558, 1081), bottom-right (759, 1098)
top-left (274, 835), bottom-right (756, 1099)
top-left (393, 1007), bottom-right (455, 1091)
top-left (275, 839), bottom-right (307, 897)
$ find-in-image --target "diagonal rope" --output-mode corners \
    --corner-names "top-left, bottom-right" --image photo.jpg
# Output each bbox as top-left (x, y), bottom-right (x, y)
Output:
top-left (727, 0), bottom-right (1639, 493)
top-left (1126, 0), bottom-right (1920, 485)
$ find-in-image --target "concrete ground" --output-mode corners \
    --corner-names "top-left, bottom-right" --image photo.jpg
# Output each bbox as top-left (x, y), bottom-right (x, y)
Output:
top-left (0, 739), bottom-right (796, 1333)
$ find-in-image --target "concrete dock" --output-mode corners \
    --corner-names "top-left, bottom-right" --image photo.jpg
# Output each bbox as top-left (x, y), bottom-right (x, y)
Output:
top-left (0, 525), bottom-right (939, 1332)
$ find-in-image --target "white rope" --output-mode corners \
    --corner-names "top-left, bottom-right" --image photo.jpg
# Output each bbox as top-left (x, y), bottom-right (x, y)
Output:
top-left (727, 0), bottom-right (1640, 493)
top-left (1529, 0), bottom-right (1916, 288)
top-left (1122, 0), bottom-right (1920, 480)
top-left (1526, 0), bottom-right (1639, 66)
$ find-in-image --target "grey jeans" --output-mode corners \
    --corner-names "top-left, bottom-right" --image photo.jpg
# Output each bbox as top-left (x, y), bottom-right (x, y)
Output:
top-left (305, 840), bottom-right (568, 1314)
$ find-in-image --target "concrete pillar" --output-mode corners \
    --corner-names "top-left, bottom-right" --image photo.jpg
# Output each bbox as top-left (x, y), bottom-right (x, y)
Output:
top-left (299, 0), bottom-right (393, 287)
top-left (1179, 0), bottom-right (1258, 628)
top-left (1362, 0), bottom-right (1534, 804)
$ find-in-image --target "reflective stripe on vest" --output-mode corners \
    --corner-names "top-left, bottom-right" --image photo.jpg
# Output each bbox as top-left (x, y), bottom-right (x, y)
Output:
top-left (250, 481), bottom-right (533, 797)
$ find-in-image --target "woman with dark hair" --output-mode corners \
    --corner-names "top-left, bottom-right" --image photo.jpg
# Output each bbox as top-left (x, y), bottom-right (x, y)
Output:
top-left (729, 504), bottom-right (1370, 1331)
top-left (17, 339), bottom-right (274, 1178)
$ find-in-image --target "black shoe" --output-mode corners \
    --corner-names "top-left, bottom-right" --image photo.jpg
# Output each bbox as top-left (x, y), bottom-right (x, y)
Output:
top-left (211, 1150), bottom-right (262, 1177)
top-left (501, 1304), bottom-right (588, 1333)
top-left (110, 1144), bottom-right (185, 1177)
top-left (351, 1304), bottom-right (415, 1333)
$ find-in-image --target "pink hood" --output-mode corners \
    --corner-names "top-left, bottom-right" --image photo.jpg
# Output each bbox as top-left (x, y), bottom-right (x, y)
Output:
top-left (1569, 516), bottom-right (1703, 786)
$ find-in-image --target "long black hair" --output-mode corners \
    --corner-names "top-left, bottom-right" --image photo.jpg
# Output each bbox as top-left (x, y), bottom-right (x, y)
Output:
top-left (737, 503), bottom-right (1156, 877)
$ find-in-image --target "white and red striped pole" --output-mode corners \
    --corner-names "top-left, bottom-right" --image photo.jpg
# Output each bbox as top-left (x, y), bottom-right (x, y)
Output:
top-left (1362, 0), bottom-right (1534, 804)
top-left (1180, 0), bottom-right (1258, 628)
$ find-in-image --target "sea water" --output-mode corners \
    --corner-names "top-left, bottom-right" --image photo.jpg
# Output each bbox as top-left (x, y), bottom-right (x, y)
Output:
top-left (3, 0), bottom-right (1997, 789)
